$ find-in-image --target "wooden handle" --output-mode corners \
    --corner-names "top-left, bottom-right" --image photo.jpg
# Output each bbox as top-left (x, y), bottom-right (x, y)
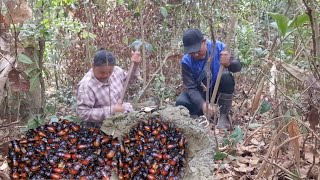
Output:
top-left (210, 64), bottom-right (224, 105)
top-left (120, 62), bottom-right (136, 103)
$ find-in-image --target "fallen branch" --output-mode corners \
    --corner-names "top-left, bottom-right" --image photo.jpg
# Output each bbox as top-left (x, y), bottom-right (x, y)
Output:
top-left (273, 134), bottom-right (305, 153)
top-left (256, 120), bottom-right (291, 178)
top-left (264, 159), bottom-right (302, 179)
top-left (296, 119), bottom-right (320, 142)
top-left (307, 137), bottom-right (318, 177)
top-left (243, 116), bottom-right (286, 146)
top-left (0, 121), bottom-right (20, 129)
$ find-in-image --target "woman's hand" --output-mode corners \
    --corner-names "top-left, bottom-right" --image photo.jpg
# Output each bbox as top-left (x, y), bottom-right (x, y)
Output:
top-left (112, 104), bottom-right (125, 113)
top-left (131, 51), bottom-right (141, 64)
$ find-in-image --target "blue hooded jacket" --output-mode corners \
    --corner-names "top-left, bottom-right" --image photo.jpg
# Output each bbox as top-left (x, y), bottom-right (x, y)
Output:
top-left (180, 40), bottom-right (241, 113)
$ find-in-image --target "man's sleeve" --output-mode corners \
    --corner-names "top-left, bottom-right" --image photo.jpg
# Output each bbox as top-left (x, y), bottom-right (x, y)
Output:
top-left (228, 52), bottom-right (242, 73)
top-left (182, 63), bottom-right (205, 113)
top-left (220, 43), bottom-right (242, 73)
top-left (76, 85), bottom-right (113, 122)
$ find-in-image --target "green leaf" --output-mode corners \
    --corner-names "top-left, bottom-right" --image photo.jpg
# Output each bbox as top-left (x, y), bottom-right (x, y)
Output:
top-left (117, 0), bottom-right (124, 5)
top-left (35, 0), bottom-right (44, 8)
top-left (29, 72), bottom-right (41, 90)
top-left (230, 126), bottom-right (244, 143)
top-left (27, 119), bottom-right (39, 129)
top-left (268, 12), bottom-right (288, 37)
top-left (88, 32), bottom-right (96, 39)
top-left (144, 43), bottom-right (153, 52)
top-left (259, 100), bottom-right (272, 114)
top-left (25, 68), bottom-right (40, 77)
top-left (222, 137), bottom-right (231, 146)
top-left (35, 117), bottom-right (44, 124)
top-left (42, 67), bottom-right (51, 78)
top-left (134, 6), bottom-right (140, 17)
top-left (288, 13), bottom-right (309, 29)
top-left (159, 75), bottom-right (165, 81)
top-left (45, 105), bottom-right (56, 115)
top-left (81, 31), bottom-right (90, 39)
top-left (160, 7), bottom-right (168, 18)
top-left (214, 151), bottom-right (228, 160)
top-left (18, 54), bottom-right (33, 64)
top-left (130, 39), bottom-right (143, 51)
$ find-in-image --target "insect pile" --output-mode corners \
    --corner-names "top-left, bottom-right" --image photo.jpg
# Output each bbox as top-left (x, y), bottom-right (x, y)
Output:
top-left (8, 117), bottom-right (187, 180)
top-left (8, 120), bottom-right (117, 180)
top-left (116, 117), bottom-right (187, 180)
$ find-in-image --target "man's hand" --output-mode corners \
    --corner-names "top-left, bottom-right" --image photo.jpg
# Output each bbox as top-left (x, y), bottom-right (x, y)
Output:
top-left (113, 104), bottom-right (125, 113)
top-left (220, 50), bottom-right (231, 67)
top-left (202, 102), bottom-right (216, 117)
top-left (131, 51), bottom-right (141, 64)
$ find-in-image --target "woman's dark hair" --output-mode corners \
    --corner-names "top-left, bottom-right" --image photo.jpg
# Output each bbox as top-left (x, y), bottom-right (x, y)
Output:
top-left (93, 48), bottom-right (116, 66)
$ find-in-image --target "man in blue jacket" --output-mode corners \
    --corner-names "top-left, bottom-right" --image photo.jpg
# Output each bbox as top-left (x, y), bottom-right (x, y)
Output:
top-left (176, 28), bottom-right (241, 130)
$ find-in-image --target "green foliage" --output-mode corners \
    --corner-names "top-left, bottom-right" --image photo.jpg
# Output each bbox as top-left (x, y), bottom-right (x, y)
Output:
top-left (160, 7), bottom-right (168, 18)
top-left (236, 23), bottom-right (257, 66)
top-left (24, 67), bottom-right (41, 90)
top-left (26, 114), bottom-right (45, 130)
top-left (152, 74), bottom-right (176, 103)
top-left (222, 126), bottom-right (244, 146)
top-left (54, 86), bottom-right (76, 105)
top-left (18, 54), bottom-right (33, 64)
top-left (259, 100), bottom-right (272, 114)
top-left (117, 0), bottom-right (124, 5)
top-left (29, 72), bottom-right (41, 91)
top-left (18, 0), bottom-right (87, 96)
top-left (81, 30), bottom-right (96, 39)
top-left (269, 12), bottom-right (288, 37)
top-left (214, 151), bottom-right (228, 160)
top-left (130, 39), bottom-right (153, 52)
top-left (288, 13), bottom-right (309, 29)
top-left (269, 12), bottom-right (310, 38)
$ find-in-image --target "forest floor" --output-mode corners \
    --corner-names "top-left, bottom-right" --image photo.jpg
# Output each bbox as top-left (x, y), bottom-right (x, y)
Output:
top-left (0, 77), bottom-right (319, 180)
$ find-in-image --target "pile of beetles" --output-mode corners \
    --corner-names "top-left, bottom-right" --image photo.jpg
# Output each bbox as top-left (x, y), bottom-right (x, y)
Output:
top-left (8, 116), bottom-right (187, 180)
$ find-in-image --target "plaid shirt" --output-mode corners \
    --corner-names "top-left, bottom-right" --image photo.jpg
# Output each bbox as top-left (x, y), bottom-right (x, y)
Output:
top-left (76, 66), bottom-right (135, 122)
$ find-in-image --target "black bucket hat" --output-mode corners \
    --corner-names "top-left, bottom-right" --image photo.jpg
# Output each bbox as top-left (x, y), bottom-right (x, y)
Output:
top-left (182, 28), bottom-right (204, 54)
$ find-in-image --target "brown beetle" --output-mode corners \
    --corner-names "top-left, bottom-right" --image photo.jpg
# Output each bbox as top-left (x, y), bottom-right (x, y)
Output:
top-left (56, 152), bottom-right (71, 160)
top-left (106, 149), bottom-right (116, 159)
top-left (11, 140), bottom-right (21, 153)
top-left (52, 167), bottom-right (64, 173)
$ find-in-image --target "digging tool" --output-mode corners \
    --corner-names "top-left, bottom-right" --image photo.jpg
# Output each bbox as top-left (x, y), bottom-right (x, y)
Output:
top-left (210, 17), bottom-right (236, 129)
top-left (210, 64), bottom-right (224, 104)
top-left (119, 58), bottom-right (138, 103)
top-left (119, 40), bottom-right (143, 104)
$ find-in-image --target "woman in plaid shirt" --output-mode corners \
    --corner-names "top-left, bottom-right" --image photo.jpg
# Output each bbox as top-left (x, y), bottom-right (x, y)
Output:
top-left (76, 48), bottom-right (141, 128)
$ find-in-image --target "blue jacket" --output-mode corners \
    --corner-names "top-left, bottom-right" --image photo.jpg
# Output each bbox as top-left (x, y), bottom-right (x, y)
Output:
top-left (181, 40), bottom-right (241, 112)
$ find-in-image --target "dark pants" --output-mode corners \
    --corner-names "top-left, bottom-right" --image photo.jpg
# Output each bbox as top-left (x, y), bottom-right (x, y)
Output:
top-left (176, 71), bottom-right (235, 116)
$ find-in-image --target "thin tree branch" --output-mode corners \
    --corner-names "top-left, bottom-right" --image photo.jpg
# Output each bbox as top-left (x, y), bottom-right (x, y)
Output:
top-left (264, 159), bottom-right (302, 179)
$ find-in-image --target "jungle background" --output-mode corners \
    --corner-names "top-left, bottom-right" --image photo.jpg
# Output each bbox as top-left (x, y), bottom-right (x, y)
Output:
top-left (0, 0), bottom-right (320, 179)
